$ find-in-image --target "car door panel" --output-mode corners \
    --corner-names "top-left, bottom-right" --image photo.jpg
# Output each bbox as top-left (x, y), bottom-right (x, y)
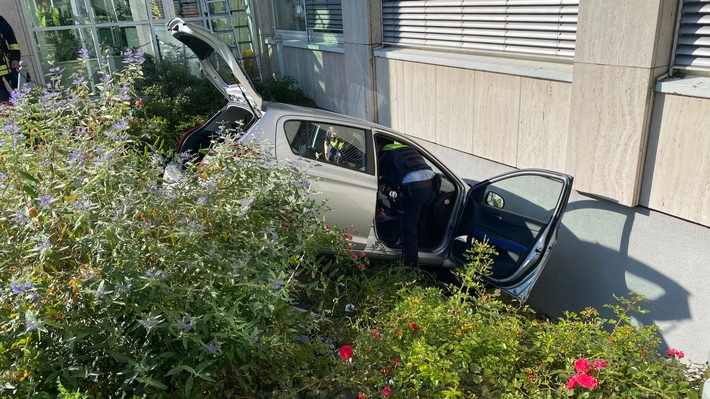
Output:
top-left (276, 118), bottom-right (377, 250)
top-left (450, 170), bottom-right (573, 301)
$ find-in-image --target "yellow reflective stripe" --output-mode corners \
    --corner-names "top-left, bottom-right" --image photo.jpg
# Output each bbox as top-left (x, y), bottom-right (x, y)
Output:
top-left (8, 44), bottom-right (20, 51)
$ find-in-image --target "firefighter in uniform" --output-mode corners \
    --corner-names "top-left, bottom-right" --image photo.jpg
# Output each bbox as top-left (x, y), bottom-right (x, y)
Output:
top-left (378, 142), bottom-right (437, 266)
top-left (0, 16), bottom-right (21, 102)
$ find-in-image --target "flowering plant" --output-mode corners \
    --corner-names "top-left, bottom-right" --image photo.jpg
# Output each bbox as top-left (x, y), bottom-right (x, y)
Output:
top-left (0, 50), bottom-right (355, 398)
top-left (321, 240), bottom-right (708, 398)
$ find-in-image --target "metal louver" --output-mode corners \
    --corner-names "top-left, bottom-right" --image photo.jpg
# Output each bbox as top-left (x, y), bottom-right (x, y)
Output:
top-left (673, 0), bottom-right (710, 73)
top-left (382, 0), bottom-right (578, 59)
top-left (306, 0), bottom-right (343, 33)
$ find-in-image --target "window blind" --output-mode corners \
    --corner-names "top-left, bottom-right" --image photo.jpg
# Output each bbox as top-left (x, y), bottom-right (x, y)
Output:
top-left (672, 0), bottom-right (710, 73)
top-left (382, 0), bottom-right (578, 59)
top-left (305, 0), bottom-right (343, 33)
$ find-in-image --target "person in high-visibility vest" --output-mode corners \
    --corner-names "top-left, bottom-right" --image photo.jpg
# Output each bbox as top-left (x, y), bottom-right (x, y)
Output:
top-left (324, 126), bottom-right (346, 164)
top-left (0, 15), bottom-right (21, 102)
top-left (36, 0), bottom-right (60, 27)
top-left (377, 140), bottom-right (437, 266)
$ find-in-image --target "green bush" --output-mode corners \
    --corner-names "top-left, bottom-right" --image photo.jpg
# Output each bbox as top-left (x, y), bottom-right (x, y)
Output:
top-left (0, 50), bottom-right (356, 398)
top-left (254, 76), bottom-right (315, 108)
top-left (324, 241), bottom-right (708, 398)
top-left (131, 57), bottom-right (226, 151)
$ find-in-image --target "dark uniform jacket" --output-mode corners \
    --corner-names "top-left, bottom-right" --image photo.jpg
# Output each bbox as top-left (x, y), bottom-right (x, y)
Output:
top-left (0, 16), bottom-right (21, 77)
top-left (378, 144), bottom-right (432, 188)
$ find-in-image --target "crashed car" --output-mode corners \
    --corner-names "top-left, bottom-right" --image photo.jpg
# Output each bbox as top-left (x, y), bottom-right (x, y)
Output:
top-left (164, 18), bottom-right (574, 301)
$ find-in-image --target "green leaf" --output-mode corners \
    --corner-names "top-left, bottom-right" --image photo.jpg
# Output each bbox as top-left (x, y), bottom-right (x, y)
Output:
top-left (165, 365), bottom-right (187, 377)
top-left (184, 375), bottom-right (194, 397)
top-left (18, 170), bottom-right (39, 184)
top-left (22, 185), bottom-right (38, 198)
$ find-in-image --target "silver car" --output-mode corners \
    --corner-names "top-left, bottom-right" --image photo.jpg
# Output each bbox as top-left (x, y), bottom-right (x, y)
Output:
top-left (165, 18), bottom-right (574, 301)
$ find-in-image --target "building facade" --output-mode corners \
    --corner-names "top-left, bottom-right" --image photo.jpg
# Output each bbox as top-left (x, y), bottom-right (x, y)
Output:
top-left (1, 0), bottom-right (257, 88)
top-left (3, 0), bottom-right (710, 363)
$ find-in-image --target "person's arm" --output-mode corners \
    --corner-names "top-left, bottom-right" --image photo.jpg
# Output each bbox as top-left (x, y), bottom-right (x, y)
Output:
top-left (0, 17), bottom-right (21, 68)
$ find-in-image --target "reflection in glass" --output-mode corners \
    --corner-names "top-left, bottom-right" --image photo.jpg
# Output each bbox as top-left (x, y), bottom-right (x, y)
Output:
top-left (96, 25), bottom-right (155, 58)
top-left (29, 0), bottom-right (91, 28)
top-left (92, 0), bottom-right (149, 22)
top-left (34, 28), bottom-right (102, 86)
top-left (273, 0), bottom-right (305, 31)
top-left (150, 0), bottom-right (165, 19)
top-left (174, 0), bottom-right (201, 18)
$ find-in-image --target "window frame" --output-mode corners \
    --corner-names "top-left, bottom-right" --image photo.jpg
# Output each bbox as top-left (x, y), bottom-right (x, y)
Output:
top-left (271, 0), bottom-right (344, 45)
top-left (284, 120), bottom-right (373, 174)
top-left (381, 0), bottom-right (579, 63)
top-left (669, 0), bottom-right (710, 77)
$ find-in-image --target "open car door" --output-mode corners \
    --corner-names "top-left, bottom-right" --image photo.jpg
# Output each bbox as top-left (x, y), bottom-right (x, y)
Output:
top-left (167, 18), bottom-right (262, 113)
top-left (449, 169), bottom-right (573, 301)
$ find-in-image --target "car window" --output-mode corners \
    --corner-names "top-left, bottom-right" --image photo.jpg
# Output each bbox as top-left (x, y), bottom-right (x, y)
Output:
top-left (284, 120), bottom-right (368, 172)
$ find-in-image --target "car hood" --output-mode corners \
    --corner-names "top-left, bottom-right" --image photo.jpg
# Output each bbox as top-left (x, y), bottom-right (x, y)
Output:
top-left (167, 18), bottom-right (262, 112)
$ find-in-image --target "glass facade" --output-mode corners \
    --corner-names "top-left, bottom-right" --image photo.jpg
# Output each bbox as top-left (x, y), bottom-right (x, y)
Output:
top-left (22, 0), bottom-right (257, 86)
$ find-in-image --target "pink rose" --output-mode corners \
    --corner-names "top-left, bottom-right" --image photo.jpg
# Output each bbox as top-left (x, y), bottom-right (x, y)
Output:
top-left (574, 358), bottom-right (592, 374)
top-left (593, 360), bottom-right (608, 368)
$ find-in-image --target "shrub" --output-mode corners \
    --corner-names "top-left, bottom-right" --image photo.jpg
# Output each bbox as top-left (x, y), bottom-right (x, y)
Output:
top-left (325, 241), bottom-right (709, 398)
top-left (0, 50), bottom-right (355, 398)
top-left (131, 57), bottom-right (226, 151)
top-left (254, 76), bottom-right (315, 108)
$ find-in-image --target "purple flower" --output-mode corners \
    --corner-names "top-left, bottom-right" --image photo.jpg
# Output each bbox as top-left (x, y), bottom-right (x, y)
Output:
top-left (39, 195), bottom-right (55, 209)
top-left (10, 279), bottom-right (34, 295)
top-left (72, 76), bottom-right (86, 85)
top-left (197, 196), bottom-right (207, 204)
top-left (270, 278), bottom-right (285, 291)
top-left (37, 237), bottom-right (51, 251)
top-left (140, 316), bottom-right (161, 332)
top-left (180, 318), bottom-right (194, 331)
top-left (2, 124), bottom-right (20, 135)
top-left (15, 210), bottom-right (28, 223)
top-left (49, 66), bottom-right (60, 73)
top-left (206, 341), bottom-right (219, 354)
top-left (25, 319), bottom-right (39, 332)
top-left (78, 48), bottom-right (90, 60)
top-left (145, 269), bottom-right (170, 280)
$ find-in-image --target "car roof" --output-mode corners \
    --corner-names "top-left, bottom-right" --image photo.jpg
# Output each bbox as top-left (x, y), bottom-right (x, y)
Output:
top-left (259, 101), bottom-right (399, 134)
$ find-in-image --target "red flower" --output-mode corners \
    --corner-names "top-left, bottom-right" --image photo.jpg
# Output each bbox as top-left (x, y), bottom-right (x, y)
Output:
top-left (593, 360), bottom-right (608, 368)
top-left (566, 373), bottom-right (599, 390)
top-left (392, 357), bottom-right (400, 364)
top-left (607, 338), bottom-right (613, 343)
top-left (360, 251), bottom-right (366, 257)
top-left (135, 99), bottom-right (143, 107)
top-left (666, 348), bottom-right (685, 359)
top-left (407, 320), bottom-right (420, 330)
top-left (574, 358), bottom-right (592, 374)
top-left (351, 254), bottom-right (358, 260)
top-left (359, 263), bottom-right (366, 270)
top-left (358, 394), bottom-right (365, 399)
top-left (283, 223), bottom-right (291, 229)
top-left (382, 386), bottom-right (391, 397)
top-left (372, 329), bottom-right (382, 340)
top-left (339, 345), bottom-right (353, 360)
top-left (527, 373), bottom-right (535, 380)
top-left (576, 374), bottom-right (599, 389)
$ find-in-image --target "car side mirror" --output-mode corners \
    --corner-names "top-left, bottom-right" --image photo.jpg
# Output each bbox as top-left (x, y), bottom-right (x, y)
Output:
top-left (485, 191), bottom-right (504, 209)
